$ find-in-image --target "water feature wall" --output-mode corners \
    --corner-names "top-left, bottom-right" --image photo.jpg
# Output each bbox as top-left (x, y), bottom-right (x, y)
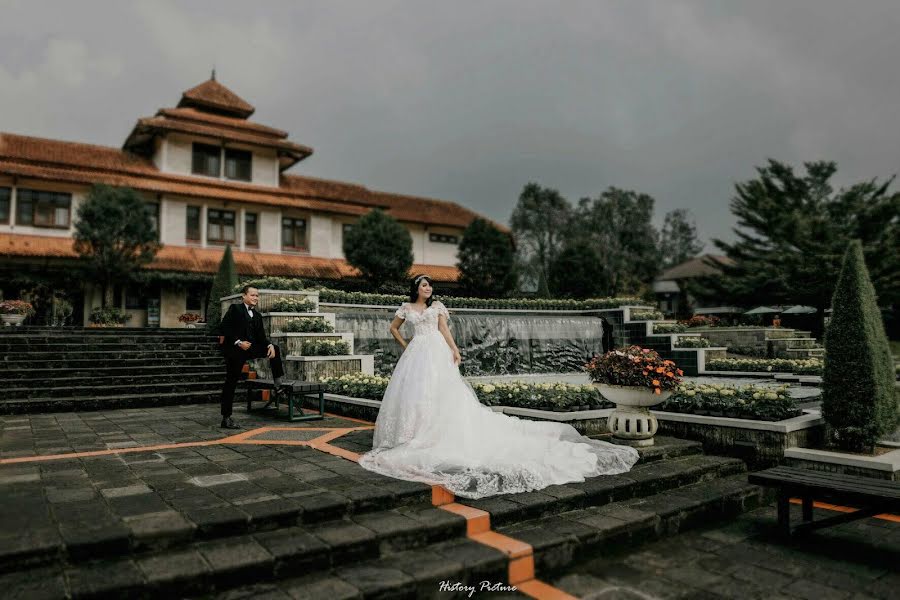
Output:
top-left (327, 304), bottom-right (614, 376)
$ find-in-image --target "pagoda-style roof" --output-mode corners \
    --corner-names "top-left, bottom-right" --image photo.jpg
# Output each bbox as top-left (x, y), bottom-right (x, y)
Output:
top-left (177, 78), bottom-right (255, 118)
top-left (123, 77), bottom-right (313, 170)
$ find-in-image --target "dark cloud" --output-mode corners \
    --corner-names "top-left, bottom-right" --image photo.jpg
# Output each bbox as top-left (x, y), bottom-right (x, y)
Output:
top-left (2, 0), bottom-right (899, 246)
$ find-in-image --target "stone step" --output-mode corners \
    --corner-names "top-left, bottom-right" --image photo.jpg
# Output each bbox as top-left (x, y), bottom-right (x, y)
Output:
top-left (460, 453), bottom-right (746, 528)
top-left (212, 473), bottom-right (766, 600)
top-left (1, 364), bottom-right (225, 382)
top-left (0, 484), bottom-right (435, 581)
top-left (497, 473), bottom-right (769, 582)
top-left (0, 341), bottom-right (221, 352)
top-left (0, 389), bottom-right (225, 414)
top-left (0, 375), bottom-right (226, 400)
top-left (0, 327), bottom-right (213, 334)
top-left (1, 350), bottom-right (224, 362)
top-left (1, 356), bottom-right (224, 371)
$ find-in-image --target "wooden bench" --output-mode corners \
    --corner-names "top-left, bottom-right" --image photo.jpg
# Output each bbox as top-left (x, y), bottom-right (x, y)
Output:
top-left (748, 466), bottom-right (900, 537)
top-left (242, 378), bottom-right (325, 422)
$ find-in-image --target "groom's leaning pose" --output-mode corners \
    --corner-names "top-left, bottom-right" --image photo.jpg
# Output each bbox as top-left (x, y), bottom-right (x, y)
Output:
top-left (218, 285), bottom-right (286, 429)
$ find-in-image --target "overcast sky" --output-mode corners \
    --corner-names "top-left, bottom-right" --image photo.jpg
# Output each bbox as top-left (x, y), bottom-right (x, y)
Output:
top-left (2, 1), bottom-right (899, 246)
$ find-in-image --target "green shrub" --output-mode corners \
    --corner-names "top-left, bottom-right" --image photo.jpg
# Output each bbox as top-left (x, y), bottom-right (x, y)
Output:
top-left (207, 245), bottom-right (238, 330)
top-left (281, 317), bottom-right (334, 333)
top-left (232, 277), bottom-right (305, 293)
top-left (630, 309), bottom-right (664, 321)
top-left (270, 297), bottom-right (316, 313)
top-left (706, 357), bottom-right (822, 375)
top-left (300, 339), bottom-right (350, 356)
top-left (89, 306), bottom-right (131, 325)
top-left (659, 382), bottom-right (801, 421)
top-left (822, 240), bottom-right (898, 452)
top-left (674, 336), bottom-right (711, 348)
top-left (653, 323), bottom-right (687, 334)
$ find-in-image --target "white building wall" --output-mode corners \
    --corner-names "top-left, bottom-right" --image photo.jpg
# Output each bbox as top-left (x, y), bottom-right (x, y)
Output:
top-left (160, 197), bottom-right (188, 245)
top-left (423, 227), bottom-right (461, 265)
top-left (163, 134), bottom-right (194, 175)
top-left (308, 214), bottom-right (332, 257)
top-left (249, 146), bottom-right (279, 187)
top-left (407, 224), bottom-right (427, 264)
top-left (258, 210), bottom-right (281, 253)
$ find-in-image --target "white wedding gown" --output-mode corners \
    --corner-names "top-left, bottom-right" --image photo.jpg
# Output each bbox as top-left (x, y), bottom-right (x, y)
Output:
top-left (357, 301), bottom-right (640, 499)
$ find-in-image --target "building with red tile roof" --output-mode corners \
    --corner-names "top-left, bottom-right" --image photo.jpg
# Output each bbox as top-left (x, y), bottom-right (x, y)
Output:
top-left (0, 77), bottom-right (502, 326)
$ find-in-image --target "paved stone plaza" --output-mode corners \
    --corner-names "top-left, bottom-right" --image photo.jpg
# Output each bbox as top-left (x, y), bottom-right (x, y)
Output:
top-left (0, 402), bottom-right (896, 599)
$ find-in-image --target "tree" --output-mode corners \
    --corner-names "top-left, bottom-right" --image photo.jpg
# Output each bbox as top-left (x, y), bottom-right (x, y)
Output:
top-left (207, 245), bottom-right (238, 331)
top-left (73, 184), bottom-right (160, 307)
top-left (571, 187), bottom-right (662, 296)
top-left (343, 209), bottom-right (414, 290)
top-left (821, 240), bottom-right (898, 452)
top-left (510, 183), bottom-right (571, 297)
top-left (548, 239), bottom-right (607, 298)
top-left (659, 209), bottom-right (704, 268)
top-left (698, 160), bottom-right (900, 331)
top-left (457, 218), bottom-right (518, 297)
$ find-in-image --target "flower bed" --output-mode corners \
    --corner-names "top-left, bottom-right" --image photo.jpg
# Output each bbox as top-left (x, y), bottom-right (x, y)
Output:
top-left (281, 317), bottom-right (334, 333)
top-left (658, 382), bottom-right (802, 421)
top-left (270, 297), bottom-right (317, 313)
top-left (233, 277), bottom-right (306, 292)
top-left (653, 323), bottom-right (687, 334)
top-left (317, 288), bottom-right (644, 311)
top-left (680, 315), bottom-right (721, 328)
top-left (706, 357), bottom-right (823, 375)
top-left (674, 337), bottom-right (711, 348)
top-left (301, 339), bottom-right (350, 356)
top-left (318, 373), bottom-right (613, 411)
top-left (178, 312), bottom-right (202, 324)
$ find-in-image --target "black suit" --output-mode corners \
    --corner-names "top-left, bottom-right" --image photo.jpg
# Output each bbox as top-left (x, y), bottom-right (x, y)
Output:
top-left (219, 302), bottom-right (285, 417)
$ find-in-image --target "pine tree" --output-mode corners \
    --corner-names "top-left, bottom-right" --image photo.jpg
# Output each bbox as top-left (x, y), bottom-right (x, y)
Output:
top-left (207, 245), bottom-right (238, 331)
top-left (343, 209), bottom-right (413, 291)
top-left (659, 209), bottom-right (704, 268)
top-left (510, 183), bottom-right (571, 297)
top-left (822, 240), bottom-right (898, 452)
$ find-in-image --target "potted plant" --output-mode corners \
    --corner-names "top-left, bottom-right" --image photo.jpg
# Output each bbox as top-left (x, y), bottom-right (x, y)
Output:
top-left (0, 300), bottom-right (35, 327)
top-left (178, 312), bottom-right (203, 328)
top-left (88, 306), bottom-right (132, 328)
top-left (584, 345), bottom-right (683, 446)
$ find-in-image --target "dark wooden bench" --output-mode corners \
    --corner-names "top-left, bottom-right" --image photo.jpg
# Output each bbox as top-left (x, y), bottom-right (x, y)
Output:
top-left (242, 378), bottom-right (325, 422)
top-left (748, 466), bottom-right (900, 537)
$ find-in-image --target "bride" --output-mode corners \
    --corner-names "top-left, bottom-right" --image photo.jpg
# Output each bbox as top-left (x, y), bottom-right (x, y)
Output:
top-left (357, 274), bottom-right (640, 499)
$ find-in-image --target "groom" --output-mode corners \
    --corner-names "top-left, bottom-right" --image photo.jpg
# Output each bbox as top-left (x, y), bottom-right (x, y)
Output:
top-left (218, 285), bottom-right (286, 429)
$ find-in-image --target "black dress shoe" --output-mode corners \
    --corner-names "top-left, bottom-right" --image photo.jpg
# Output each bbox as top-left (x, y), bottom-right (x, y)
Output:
top-left (220, 417), bottom-right (241, 429)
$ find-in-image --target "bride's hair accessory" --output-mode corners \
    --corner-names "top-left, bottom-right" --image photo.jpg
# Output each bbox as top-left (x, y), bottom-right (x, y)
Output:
top-left (414, 274), bottom-right (431, 284)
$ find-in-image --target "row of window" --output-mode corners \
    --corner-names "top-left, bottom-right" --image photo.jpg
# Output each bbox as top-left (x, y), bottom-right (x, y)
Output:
top-left (192, 144), bottom-right (252, 182)
top-left (185, 206), bottom-right (308, 251)
top-left (0, 188), bottom-right (72, 228)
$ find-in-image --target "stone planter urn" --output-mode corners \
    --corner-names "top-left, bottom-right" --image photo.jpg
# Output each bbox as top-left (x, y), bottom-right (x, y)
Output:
top-left (593, 383), bottom-right (672, 447)
top-left (1, 314), bottom-right (26, 327)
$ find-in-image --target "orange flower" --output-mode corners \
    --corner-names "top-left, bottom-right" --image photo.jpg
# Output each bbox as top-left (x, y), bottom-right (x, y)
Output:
top-left (652, 379), bottom-right (660, 386)
top-left (656, 367), bottom-right (664, 373)
top-left (677, 369), bottom-right (684, 376)
top-left (642, 371), bottom-right (648, 376)
top-left (666, 372), bottom-right (673, 378)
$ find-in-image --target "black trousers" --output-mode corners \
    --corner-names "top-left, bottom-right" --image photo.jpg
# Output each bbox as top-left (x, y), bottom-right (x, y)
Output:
top-left (220, 343), bottom-right (285, 417)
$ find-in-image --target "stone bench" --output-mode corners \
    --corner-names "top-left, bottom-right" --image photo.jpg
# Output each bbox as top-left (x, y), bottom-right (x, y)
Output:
top-left (241, 378), bottom-right (325, 421)
top-left (748, 465), bottom-right (900, 537)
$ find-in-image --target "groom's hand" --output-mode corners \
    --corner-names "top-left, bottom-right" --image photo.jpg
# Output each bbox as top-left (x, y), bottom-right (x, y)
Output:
top-left (266, 344), bottom-right (275, 359)
top-left (238, 341), bottom-right (251, 351)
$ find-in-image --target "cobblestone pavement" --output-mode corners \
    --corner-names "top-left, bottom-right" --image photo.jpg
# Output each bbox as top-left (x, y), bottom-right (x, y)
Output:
top-left (552, 503), bottom-right (900, 599)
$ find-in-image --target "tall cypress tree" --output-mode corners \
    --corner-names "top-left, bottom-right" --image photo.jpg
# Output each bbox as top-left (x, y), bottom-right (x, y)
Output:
top-left (207, 245), bottom-right (238, 331)
top-left (822, 240), bottom-right (898, 452)
top-left (457, 218), bottom-right (517, 297)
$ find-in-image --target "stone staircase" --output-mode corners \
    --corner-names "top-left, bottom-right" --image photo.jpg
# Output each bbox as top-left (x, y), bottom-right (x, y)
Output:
top-left (0, 434), bottom-right (770, 598)
top-left (0, 327), bottom-right (224, 414)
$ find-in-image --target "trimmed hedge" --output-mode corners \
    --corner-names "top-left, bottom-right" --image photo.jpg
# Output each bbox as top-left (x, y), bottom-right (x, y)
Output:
top-left (270, 297), bottom-right (316, 313)
top-left (281, 317), bottom-right (334, 333)
top-left (300, 339), bottom-right (350, 356)
top-left (706, 357), bottom-right (823, 375)
top-left (317, 288), bottom-right (646, 311)
top-left (233, 277), bottom-right (306, 293)
top-left (822, 240), bottom-right (898, 451)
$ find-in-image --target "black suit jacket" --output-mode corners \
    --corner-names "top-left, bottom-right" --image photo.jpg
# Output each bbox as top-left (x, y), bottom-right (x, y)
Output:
top-left (220, 303), bottom-right (271, 350)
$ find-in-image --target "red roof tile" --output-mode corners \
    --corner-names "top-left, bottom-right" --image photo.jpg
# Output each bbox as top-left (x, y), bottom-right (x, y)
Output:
top-left (178, 79), bottom-right (255, 118)
top-left (0, 233), bottom-right (461, 282)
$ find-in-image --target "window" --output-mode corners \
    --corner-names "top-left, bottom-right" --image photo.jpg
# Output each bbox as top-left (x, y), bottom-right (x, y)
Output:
top-left (144, 202), bottom-right (159, 234)
top-left (125, 287), bottom-right (145, 310)
top-left (207, 209), bottom-right (235, 244)
top-left (282, 217), bottom-right (307, 251)
top-left (245, 212), bottom-right (258, 247)
top-left (224, 149), bottom-right (252, 182)
top-left (429, 233), bottom-right (458, 244)
top-left (186, 206), bottom-right (201, 242)
top-left (186, 284), bottom-right (206, 312)
top-left (191, 143), bottom-right (220, 177)
top-left (0, 188), bottom-right (10, 224)
top-left (16, 189), bottom-right (71, 228)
